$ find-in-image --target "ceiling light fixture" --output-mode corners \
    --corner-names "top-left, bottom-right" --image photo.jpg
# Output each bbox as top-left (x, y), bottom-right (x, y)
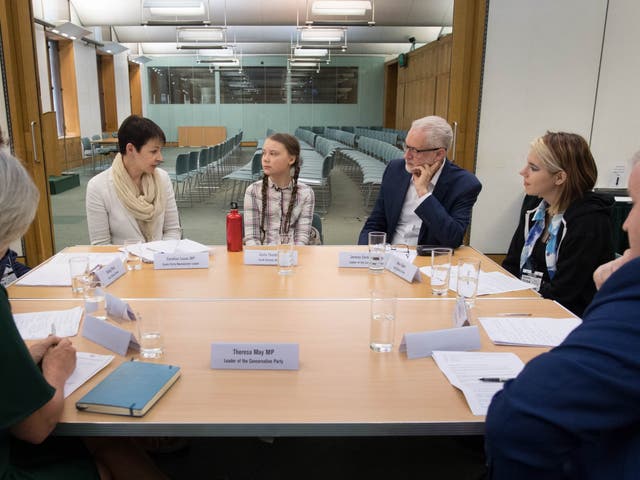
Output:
top-left (294, 48), bottom-right (328, 57)
top-left (49, 21), bottom-right (91, 41)
top-left (131, 55), bottom-right (153, 64)
top-left (143, 0), bottom-right (205, 17)
top-left (299, 28), bottom-right (345, 42)
top-left (177, 26), bottom-right (225, 43)
top-left (311, 1), bottom-right (371, 16)
top-left (99, 42), bottom-right (129, 55)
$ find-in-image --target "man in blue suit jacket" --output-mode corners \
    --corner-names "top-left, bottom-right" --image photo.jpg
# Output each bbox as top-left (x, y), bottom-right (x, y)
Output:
top-left (358, 116), bottom-right (482, 248)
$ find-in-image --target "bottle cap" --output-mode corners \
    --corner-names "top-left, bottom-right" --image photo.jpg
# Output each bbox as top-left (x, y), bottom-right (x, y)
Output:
top-left (230, 201), bottom-right (238, 210)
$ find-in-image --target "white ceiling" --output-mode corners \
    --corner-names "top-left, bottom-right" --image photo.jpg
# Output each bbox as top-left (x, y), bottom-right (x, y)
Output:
top-left (54, 0), bottom-right (454, 58)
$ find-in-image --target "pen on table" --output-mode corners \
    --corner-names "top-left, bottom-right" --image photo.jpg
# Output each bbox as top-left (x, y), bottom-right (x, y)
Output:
top-left (479, 377), bottom-right (515, 383)
top-left (496, 313), bottom-right (532, 317)
top-left (50, 323), bottom-right (56, 336)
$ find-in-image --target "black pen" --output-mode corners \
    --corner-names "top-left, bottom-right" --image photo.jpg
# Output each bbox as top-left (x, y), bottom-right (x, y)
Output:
top-left (478, 377), bottom-right (515, 383)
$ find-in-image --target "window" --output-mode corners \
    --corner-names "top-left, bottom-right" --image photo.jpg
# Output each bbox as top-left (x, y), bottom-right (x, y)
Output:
top-left (220, 67), bottom-right (287, 104)
top-left (290, 67), bottom-right (358, 104)
top-left (148, 67), bottom-right (215, 104)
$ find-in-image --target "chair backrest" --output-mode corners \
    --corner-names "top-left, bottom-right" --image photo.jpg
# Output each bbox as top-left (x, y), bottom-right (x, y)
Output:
top-left (81, 137), bottom-right (91, 151)
top-left (251, 150), bottom-right (263, 175)
top-left (188, 151), bottom-right (199, 171)
top-left (91, 134), bottom-right (101, 141)
top-left (175, 154), bottom-right (190, 175)
top-left (312, 213), bottom-right (323, 244)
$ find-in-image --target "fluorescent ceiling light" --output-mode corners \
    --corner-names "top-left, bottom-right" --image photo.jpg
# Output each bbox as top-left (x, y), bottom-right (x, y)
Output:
top-left (198, 47), bottom-right (235, 56)
top-left (144, 0), bottom-right (205, 17)
top-left (294, 48), bottom-right (328, 57)
top-left (177, 27), bottom-right (225, 42)
top-left (197, 58), bottom-right (240, 65)
top-left (311, 1), bottom-right (372, 15)
top-left (288, 61), bottom-right (319, 68)
top-left (50, 21), bottom-right (91, 41)
top-left (300, 28), bottom-right (345, 42)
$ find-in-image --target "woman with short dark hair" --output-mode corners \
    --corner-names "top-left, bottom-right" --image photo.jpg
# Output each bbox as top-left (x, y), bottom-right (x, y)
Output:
top-left (502, 131), bottom-right (615, 316)
top-left (86, 115), bottom-right (181, 245)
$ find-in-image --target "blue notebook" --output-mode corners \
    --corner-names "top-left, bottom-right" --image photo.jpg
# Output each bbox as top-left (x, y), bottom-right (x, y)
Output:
top-left (76, 360), bottom-right (181, 417)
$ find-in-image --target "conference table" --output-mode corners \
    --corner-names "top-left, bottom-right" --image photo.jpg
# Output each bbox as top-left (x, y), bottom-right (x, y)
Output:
top-left (9, 245), bottom-right (566, 438)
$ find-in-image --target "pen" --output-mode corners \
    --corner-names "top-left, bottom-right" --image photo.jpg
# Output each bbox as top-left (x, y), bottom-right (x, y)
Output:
top-left (496, 313), bottom-right (532, 317)
top-left (479, 377), bottom-right (515, 383)
top-left (50, 323), bottom-right (56, 336)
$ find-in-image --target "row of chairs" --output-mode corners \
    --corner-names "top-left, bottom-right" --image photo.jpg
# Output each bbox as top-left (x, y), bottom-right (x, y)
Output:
top-left (169, 132), bottom-right (243, 206)
top-left (354, 127), bottom-right (400, 148)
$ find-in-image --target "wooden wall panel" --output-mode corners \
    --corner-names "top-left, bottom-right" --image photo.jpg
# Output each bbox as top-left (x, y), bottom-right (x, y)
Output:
top-left (435, 74), bottom-right (450, 118)
top-left (99, 55), bottom-right (118, 132)
top-left (129, 62), bottom-right (142, 116)
top-left (58, 40), bottom-right (80, 136)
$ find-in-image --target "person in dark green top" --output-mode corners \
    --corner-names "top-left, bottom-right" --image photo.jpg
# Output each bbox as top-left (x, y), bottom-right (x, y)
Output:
top-left (0, 148), bottom-right (168, 479)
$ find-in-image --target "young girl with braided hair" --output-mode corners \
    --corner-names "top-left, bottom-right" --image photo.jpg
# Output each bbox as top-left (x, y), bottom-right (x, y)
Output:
top-left (243, 133), bottom-right (315, 245)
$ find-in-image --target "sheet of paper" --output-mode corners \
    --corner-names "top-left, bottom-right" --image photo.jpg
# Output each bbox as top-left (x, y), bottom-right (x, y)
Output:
top-left (432, 351), bottom-right (525, 416)
top-left (16, 252), bottom-right (125, 287)
top-left (420, 266), bottom-right (534, 295)
top-left (125, 239), bottom-right (210, 262)
top-left (13, 306), bottom-right (83, 340)
top-left (64, 352), bottom-right (114, 398)
top-left (479, 316), bottom-right (581, 347)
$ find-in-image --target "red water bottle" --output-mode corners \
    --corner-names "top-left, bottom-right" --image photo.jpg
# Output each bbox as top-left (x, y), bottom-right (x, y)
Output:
top-left (226, 202), bottom-right (243, 252)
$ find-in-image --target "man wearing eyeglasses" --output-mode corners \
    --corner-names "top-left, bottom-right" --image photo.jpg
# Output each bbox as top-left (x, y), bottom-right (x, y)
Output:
top-left (358, 115), bottom-right (482, 248)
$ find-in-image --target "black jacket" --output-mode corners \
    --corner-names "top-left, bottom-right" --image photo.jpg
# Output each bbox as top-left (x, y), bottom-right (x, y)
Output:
top-left (502, 192), bottom-right (615, 317)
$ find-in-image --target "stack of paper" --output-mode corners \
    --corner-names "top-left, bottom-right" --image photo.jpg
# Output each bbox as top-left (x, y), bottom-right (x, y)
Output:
top-left (16, 252), bottom-right (125, 286)
top-left (64, 352), bottom-right (114, 398)
top-left (479, 316), bottom-right (582, 347)
top-left (420, 266), bottom-right (534, 295)
top-left (14, 306), bottom-right (83, 339)
top-left (124, 239), bottom-right (210, 262)
top-left (432, 351), bottom-right (525, 415)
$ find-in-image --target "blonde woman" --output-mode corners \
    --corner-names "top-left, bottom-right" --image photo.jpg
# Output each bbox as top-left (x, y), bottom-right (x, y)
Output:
top-left (86, 115), bottom-right (181, 245)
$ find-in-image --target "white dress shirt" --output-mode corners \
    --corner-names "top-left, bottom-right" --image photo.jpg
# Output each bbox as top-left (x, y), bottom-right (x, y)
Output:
top-left (392, 162), bottom-right (445, 245)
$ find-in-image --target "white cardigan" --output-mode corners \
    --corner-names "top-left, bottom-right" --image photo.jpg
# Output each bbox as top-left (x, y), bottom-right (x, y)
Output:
top-left (86, 167), bottom-right (181, 245)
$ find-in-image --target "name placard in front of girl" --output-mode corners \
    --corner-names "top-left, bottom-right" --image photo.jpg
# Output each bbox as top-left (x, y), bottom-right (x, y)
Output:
top-left (243, 249), bottom-right (299, 266)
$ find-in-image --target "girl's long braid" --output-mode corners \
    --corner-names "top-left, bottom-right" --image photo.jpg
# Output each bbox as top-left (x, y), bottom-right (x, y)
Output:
top-left (282, 162), bottom-right (300, 235)
top-left (259, 173), bottom-right (269, 244)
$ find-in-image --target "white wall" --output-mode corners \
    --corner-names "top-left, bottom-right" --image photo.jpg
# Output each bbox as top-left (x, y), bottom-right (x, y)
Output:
top-left (114, 53), bottom-right (131, 124)
top-left (73, 43), bottom-right (102, 138)
top-left (470, 0), bottom-right (608, 253)
top-left (590, 0), bottom-right (640, 188)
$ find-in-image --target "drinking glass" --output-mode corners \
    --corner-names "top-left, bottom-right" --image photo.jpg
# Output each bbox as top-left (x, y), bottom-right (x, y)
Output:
top-left (456, 257), bottom-right (481, 307)
top-left (430, 248), bottom-right (453, 295)
top-left (124, 239), bottom-right (142, 271)
top-left (137, 311), bottom-right (164, 359)
top-left (277, 233), bottom-right (295, 275)
top-left (370, 290), bottom-right (397, 352)
top-left (368, 231), bottom-right (387, 272)
top-left (69, 256), bottom-right (89, 294)
top-left (83, 278), bottom-right (107, 320)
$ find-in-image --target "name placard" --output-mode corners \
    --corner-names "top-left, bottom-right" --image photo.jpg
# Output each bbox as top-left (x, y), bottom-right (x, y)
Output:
top-left (93, 257), bottom-right (126, 286)
top-left (384, 255), bottom-right (421, 283)
top-left (453, 297), bottom-right (471, 328)
top-left (210, 342), bottom-right (299, 370)
top-left (105, 293), bottom-right (136, 321)
top-left (153, 252), bottom-right (209, 270)
top-left (243, 250), bottom-right (299, 266)
top-left (399, 326), bottom-right (481, 360)
top-left (338, 252), bottom-right (371, 268)
top-left (81, 315), bottom-right (139, 357)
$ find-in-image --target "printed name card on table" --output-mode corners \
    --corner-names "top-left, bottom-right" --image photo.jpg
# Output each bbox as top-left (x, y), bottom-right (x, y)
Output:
top-left (153, 252), bottom-right (209, 270)
top-left (243, 250), bottom-right (299, 266)
top-left (453, 297), bottom-right (471, 328)
top-left (338, 252), bottom-right (371, 268)
top-left (384, 255), bottom-right (421, 283)
top-left (399, 326), bottom-right (481, 360)
top-left (93, 257), bottom-right (126, 286)
top-left (210, 343), bottom-right (299, 370)
top-left (81, 315), bottom-right (140, 357)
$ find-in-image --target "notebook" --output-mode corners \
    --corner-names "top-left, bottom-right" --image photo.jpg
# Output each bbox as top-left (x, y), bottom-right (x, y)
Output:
top-left (76, 360), bottom-right (181, 417)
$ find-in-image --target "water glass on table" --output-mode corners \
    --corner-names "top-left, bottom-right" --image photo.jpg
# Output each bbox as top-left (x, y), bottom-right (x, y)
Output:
top-left (137, 311), bottom-right (164, 359)
top-left (69, 256), bottom-right (89, 294)
top-left (277, 233), bottom-right (295, 275)
top-left (83, 278), bottom-right (107, 320)
top-left (430, 248), bottom-right (453, 295)
top-left (456, 257), bottom-right (481, 307)
top-left (368, 231), bottom-right (387, 272)
top-left (369, 290), bottom-right (397, 352)
top-left (124, 239), bottom-right (142, 271)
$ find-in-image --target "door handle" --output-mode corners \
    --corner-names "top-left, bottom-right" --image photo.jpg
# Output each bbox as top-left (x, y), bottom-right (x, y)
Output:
top-left (451, 121), bottom-right (458, 163)
top-left (30, 120), bottom-right (40, 163)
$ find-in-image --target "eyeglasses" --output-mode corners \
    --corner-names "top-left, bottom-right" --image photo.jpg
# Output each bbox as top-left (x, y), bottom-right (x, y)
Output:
top-left (401, 143), bottom-right (443, 155)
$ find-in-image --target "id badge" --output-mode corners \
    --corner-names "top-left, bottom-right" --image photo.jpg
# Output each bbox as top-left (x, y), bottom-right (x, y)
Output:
top-left (521, 268), bottom-right (543, 291)
top-left (1, 271), bottom-right (18, 287)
